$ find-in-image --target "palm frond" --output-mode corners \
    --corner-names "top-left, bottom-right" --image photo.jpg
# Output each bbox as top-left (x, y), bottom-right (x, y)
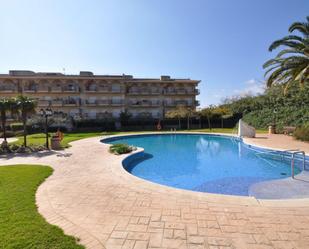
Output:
top-left (276, 48), bottom-right (302, 58)
top-left (288, 22), bottom-right (309, 36)
top-left (269, 40), bottom-right (305, 51)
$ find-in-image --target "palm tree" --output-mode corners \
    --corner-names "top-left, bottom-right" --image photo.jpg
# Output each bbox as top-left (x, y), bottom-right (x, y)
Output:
top-left (16, 96), bottom-right (37, 147)
top-left (0, 98), bottom-right (11, 143)
top-left (263, 16), bottom-right (309, 90)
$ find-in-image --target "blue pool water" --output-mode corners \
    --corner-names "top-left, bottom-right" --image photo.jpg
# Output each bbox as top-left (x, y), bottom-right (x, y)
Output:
top-left (105, 134), bottom-right (301, 196)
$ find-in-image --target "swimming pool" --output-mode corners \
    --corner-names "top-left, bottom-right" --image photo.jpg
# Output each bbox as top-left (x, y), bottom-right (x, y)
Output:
top-left (104, 134), bottom-right (304, 196)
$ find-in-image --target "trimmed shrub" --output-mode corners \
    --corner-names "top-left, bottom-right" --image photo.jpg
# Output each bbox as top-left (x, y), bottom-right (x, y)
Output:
top-left (294, 126), bottom-right (309, 142)
top-left (10, 123), bottom-right (24, 131)
top-left (109, 143), bottom-right (134, 155)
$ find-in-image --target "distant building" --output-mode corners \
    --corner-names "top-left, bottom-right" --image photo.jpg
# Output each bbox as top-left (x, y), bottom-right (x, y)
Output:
top-left (0, 70), bottom-right (200, 120)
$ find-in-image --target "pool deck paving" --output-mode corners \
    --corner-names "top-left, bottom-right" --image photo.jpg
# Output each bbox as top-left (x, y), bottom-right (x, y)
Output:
top-left (1, 133), bottom-right (309, 249)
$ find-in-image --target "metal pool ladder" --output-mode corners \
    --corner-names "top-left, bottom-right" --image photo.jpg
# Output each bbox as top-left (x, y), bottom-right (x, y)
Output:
top-left (288, 149), bottom-right (306, 178)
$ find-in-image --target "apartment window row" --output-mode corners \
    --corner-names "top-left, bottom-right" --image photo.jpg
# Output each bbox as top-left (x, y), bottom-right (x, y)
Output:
top-left (36, 98), bottom-right (198, 107)
top-left (0, 80), bottom-right (199, 95)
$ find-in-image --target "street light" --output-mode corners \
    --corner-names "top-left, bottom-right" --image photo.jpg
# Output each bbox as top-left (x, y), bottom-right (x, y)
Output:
top-left (39, 108), bottom-right (53, 149)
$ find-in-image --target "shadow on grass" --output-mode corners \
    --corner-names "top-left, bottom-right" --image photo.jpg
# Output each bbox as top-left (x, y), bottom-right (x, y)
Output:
top-left (0, 150), bottom-right (72, 160)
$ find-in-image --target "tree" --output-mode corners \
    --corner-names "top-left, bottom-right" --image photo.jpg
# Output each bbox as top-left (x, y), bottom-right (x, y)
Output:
top-left (0, 98), bottom-right (11, 143)
top-left (119, 110), bottom-right (132, 127)
top-left (16, 96), bottom-right (37, 147)
top-left (200, 106), bottom-right (215, 130)
top-left (185, 107), bottom-right (195, 130)
top-left (263, 16), bottom-right (309, 91)
top-left (212, 106), bottom-right (232, 128)
top-left (165, 107), bottom-right (187, 129)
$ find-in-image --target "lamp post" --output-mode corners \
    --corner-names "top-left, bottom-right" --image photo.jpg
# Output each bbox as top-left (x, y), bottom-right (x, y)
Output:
top-left (39, 108), bottom-right (53, 149)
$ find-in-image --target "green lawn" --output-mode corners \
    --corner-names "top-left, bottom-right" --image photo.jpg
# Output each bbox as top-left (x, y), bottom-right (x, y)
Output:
top-left (11, 128), bottom-right (268, 148)
top-left (0, 165), bottom-right (84, 249)
top-left (12, 132), bottom-right (105, 148)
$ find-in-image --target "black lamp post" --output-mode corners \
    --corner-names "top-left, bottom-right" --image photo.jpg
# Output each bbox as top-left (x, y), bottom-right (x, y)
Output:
top-left (39, 108), bottom-right (53, 149)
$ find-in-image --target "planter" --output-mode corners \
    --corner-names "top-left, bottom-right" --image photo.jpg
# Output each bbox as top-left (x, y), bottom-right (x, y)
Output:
top-left (51, 136), bottom-right (61, 150)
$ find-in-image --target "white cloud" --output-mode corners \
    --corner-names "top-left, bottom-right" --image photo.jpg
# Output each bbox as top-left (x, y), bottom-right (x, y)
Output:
top-left (233, 78), bottom-right (265, 97)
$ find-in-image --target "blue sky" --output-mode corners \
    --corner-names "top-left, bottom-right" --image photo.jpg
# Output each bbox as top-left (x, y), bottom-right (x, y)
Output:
top-left (1, 0), bottom-right (308, 107)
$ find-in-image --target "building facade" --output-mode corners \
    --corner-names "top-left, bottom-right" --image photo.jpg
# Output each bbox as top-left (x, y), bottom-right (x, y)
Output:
top-left (0, 70), bottom-right (200, 120)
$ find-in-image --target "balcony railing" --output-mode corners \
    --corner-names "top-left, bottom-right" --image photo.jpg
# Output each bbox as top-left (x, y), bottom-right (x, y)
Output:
top-left (63, 100), bottom-right (79, 106)
top-left (0, 88), bottom-right (16, 93)
top-left (164, 101), bottom-right (192, 107)
top-left (38, 100), bottom-right (51, 107)
top-left (128, 90), bottom-right (161, 95)
top-left (129, 101), bottom-right (161, 107)
top-left (63, 87), bottom-right (79, 93)
top-left (37, 87), bottom-right (50, 93)
top-left (164, 89), bottom-right (199, 95)
top-left (110, 100), bottom-right (124, 106)
top-left (51, 100), bottom-right (63, 106)
top-left (51, 87), bottom-right (62, 93)
top-left (23, 88), bottom-right (36, 93)
top-left (85, 87), bottom-right (124, 93)
top-left (84, 99), bottom-right (124, 106)
top-left (84, 100), bottom-right (97, 106)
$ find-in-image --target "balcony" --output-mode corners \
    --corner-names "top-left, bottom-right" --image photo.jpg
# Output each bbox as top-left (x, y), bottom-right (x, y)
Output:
top-left (63, 100), bottom-right (79, 106)
top-left (111, 88), bottom-right (124, 93)
top-left (84, 100), bottom-right (97, 106)
top-left (97, 87), bottom-right (110, 93)
top-left (38, 100), bottom-right (50, 107)
top-left (51, 87), bottom-right (62, 93)
top-left (85, 87), bottom-right (98, 93)
top-left (128, 90), bottom-right (161, 95)
top-left (51, 100), bottom-right (63, 107)
top-left (0, 87), bottom-right (16, 93)
top-left (110, 100), bottom-right (124, 106)
top-left (63, 86), bottom-right (79, 93)
top-left (130, 101), bottom-right (161, 107)
top-left (164, 101), bottom-right (191, 107)
top-left (24, 87), bottom-right (36, 93)
top-left (195, 100), bottom-right (200, 106)
top-left (97, 100), bottom-right (110, 106)
top-left (37, 87), bottom-right (50, 93)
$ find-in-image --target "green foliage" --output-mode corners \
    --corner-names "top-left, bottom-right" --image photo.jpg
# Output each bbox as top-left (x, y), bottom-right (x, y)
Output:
top-left (293, 125), bottom-right (309, 141)
top-left (263, 16), bottom-right (309, 89)
top-left (119, 110), bottom-right (132, 125)
top-left (10, 122), bottom-right (24, 131)
top-left (0, 165), bottom-right (84, 249)
top-left (12, 132), bottom-right (105, 149)
top-left (220, 81), bottom-right (309, 129)
top-left (109, 143), bottom-right (134, 155)
top-left (0, 143), bottom-right (46, 154)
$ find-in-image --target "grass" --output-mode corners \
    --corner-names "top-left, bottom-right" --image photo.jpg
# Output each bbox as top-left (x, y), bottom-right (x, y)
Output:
top-left (0, 164), bottom-right (84, 249)
top-left (11, 128), bottom-right (268, 148)
top-left (12, 132), bottom-right (105, 148)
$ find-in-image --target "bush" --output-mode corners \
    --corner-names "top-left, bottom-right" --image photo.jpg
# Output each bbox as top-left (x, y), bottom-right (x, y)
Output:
top-left (109, 143), bottom-right (134, 155)
top-left (10, 123), bottom-right (24, 131)
top-left (0, 131), bottom-right (16, 138)
top-left (75, 119), bottom-right (115, 130)
top-left (0, 143), bottom-right (47, 155)
top-left (294, 126), bottom-right (309, 142)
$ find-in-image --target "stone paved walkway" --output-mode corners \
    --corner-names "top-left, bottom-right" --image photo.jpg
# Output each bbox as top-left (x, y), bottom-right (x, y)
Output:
top-left (1, 134), bottom-right (309, 249)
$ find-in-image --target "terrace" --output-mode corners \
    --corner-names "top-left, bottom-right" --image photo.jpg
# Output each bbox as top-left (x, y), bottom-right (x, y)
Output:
top-left (1, 133), bottom-right (309, 249)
